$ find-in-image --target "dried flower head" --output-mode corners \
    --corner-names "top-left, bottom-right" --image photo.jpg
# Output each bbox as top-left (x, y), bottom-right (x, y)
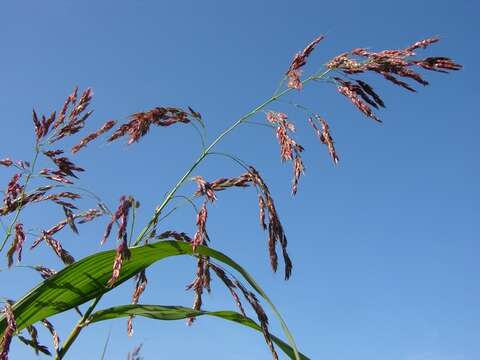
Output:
top-left (193, 176), bottom-right (217, 202)
top-left (286, 35), bottom-right (325, 89)
top-left (327, 37), bottom-right (461, 95)
top-left (335, 78), bottom-right (382, 122)
top-left (63, 206), bottom-right (78, 235)
top-left (71, 120), bottom-right (116, 153)
top-left (247, 167), bottom-right (292, 279)
top-left (107, 241), bottom-right (131, 287)
top-left (127, 270), bottom-right (148, 336)
top-left (33, 266), bottom-right (57, 280)
top-left (266, 112), bottom-right (305, 195)
top-left (43, 232), bottom-right (75, 265)
top-left (32, 110), bottom-right (56, 141)
top-left (209, 263), bottom-right (246, 316)
top-left (39, 169), bottom-right (74, 185)
top-left (309, 116), bottom-right (339, 164)
top-left (108, 107), bottom-right (196, 144)
top-left (193, 174), bottom-right (251, 202)
top-left (17, 324), bottom-right (51, 356)
top-left (192, 202), bottom-right (208, 251)
top-left (186, 256), bottom-right (210, 325)
top-left (77, 208), bottom-right (104, 224)
top-left (47, 155), bottom-right (85, 179)
top-left (102, 196), bottom-right (135, 245)
top-left (50, 88), bottom-right (94, 143)
top-left (234, 281), bottom-right (278, 360)
top-left (156, 230), bottom-right (192, 242)
top-left (3, 174), bottom-right (23, 211)
top-left (42, 319), bottom-right (59, 354)
top-left (30, 207), bottom-right (97, 249)
top-left (6, 223), bottom-right (26, 267)
top-left (0, 159), bottom-right (13, 167)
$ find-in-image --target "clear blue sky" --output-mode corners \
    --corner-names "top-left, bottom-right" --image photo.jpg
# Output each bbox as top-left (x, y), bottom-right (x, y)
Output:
top-left (0, 1), bottom-right (478, 359)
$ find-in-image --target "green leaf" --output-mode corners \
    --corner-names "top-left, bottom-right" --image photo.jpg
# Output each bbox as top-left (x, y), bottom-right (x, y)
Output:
top-left (88, 304), bottom-right (309, 360)
top-left (0, 241), bottom-right (300, 359)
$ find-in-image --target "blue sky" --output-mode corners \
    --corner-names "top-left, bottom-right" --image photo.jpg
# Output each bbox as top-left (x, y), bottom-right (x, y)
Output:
top-left (0, 1), bottom-right (478, 359)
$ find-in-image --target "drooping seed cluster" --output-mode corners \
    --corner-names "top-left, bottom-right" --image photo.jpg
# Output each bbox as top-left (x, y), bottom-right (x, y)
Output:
top-left (266, 111), bottom-right (305, 195)
top-left (234, 280), bottom-right (278, 359)
top-left (0, 159), bottom-right (13, 167)
top-left (33, 265), bottom-right (57, 280)
top-left (308, 116), bottom-right (339, 165)
top-left (0, 303), bottom-right (16, 360)
top-left (186, 255), bottom-right (211, 325)
top-left (26, 208), bottom-right (104, 266)
top-left (326, 36), bottom-right (461, 122)
top-left (71, 120), bottom-right (116, 153)
top-left (156, 230), bottom-right (192, 242)
top-left (107, 107), bottom-right (201, 145)
top-left (42, 231), bottom-right (75, 265)
top-left (192, 202), bottom-right (209, 251)
top-left (209, 263), bottom-right (246, 316)
top-left (192, 167), bottom-right (292, 280)
top-left (104, 196), bottom-right (137, 287)
top-left (127, 270), bottom-right (148, 336)
top-left (14, 317), bottom-right (60, 357)
top-left (335, 78), bottom-right (383, 122)
top-left (207, 262), bottom-right (279, 359)
top-left (127, 344), bottom-right (143, 360)
top-left (41, 319), bottom-right (60, 355)
top-left (6, 224), bottom-right (25, 268)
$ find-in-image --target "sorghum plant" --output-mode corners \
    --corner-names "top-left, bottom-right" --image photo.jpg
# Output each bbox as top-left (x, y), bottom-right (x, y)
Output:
top-left (0, 35), bottom-right (461, 359)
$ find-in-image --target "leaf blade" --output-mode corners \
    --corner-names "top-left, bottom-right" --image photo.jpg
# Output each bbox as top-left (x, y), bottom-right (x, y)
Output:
top-left (88, 304), bottom-right (309, 360)
top-left (0, 241), bottom-right (300, 359)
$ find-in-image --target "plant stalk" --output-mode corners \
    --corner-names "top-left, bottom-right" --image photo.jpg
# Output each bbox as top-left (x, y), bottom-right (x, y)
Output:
top-left (55, 296), bottom-right (103, 360)
top-left (134, 69), bottom-right (331, 246)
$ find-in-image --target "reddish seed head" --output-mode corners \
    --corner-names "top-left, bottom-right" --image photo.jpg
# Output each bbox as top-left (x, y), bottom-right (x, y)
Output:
top-left (234, 281), bottom-right (278, 360)
top-left (186, 256), bottom-right (209, 325)
top-left (193, 176), bottom-right (217, 202)
top-left (157, 230), bottom-right (192, 242)
top-left (247, 167), bottom-right (292, 279)
top-left (336, 81), bottom-right (382, 123)
top-left (406, 37), bottom-right (440, 52)
top-left (41, 319), bottom-right (59, 353)
top-left (33, 266), bottom-right (57, 280)
top-left (286, 35), bottom-right (325, 90)
top-left (209, 263), bottom-right (247, 316)
top-left (102, 196), bottom-right (134, 245)
top-left (265, 112), bottom-right (306, 194)
top-left (43, 232), bottom-right (75, 265)
top-left (127, 270), bottom-right (148, 336)
top-left (0, 159), bottom-right (13, 167)
top-left (309, 116), bottom-right (340, 165)
top-left (71, 120), bottom-right (116, 153)
top-left (108, 107), bottom-right (195, 144)
top-left (107, 241), bottom-right (131, 287)
top-left (0, 302), bottom-right (16, 360)
top-left (192, 202), bottom-right (208, 251)
top-left (6, 223), bottom-right (26, 267)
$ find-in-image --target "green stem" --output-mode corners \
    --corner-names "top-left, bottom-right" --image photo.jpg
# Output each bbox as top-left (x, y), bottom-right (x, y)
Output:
top-left (0, 144), bottom-right (40, 252)
top-left (55, 295), bottom-right (103, 360)
top-left (133, 69), bottom-right (332, 246)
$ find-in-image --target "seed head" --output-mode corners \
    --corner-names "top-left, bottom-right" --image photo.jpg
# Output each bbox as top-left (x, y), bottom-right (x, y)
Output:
top-left (286, 35), bottom-right (325, 89)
